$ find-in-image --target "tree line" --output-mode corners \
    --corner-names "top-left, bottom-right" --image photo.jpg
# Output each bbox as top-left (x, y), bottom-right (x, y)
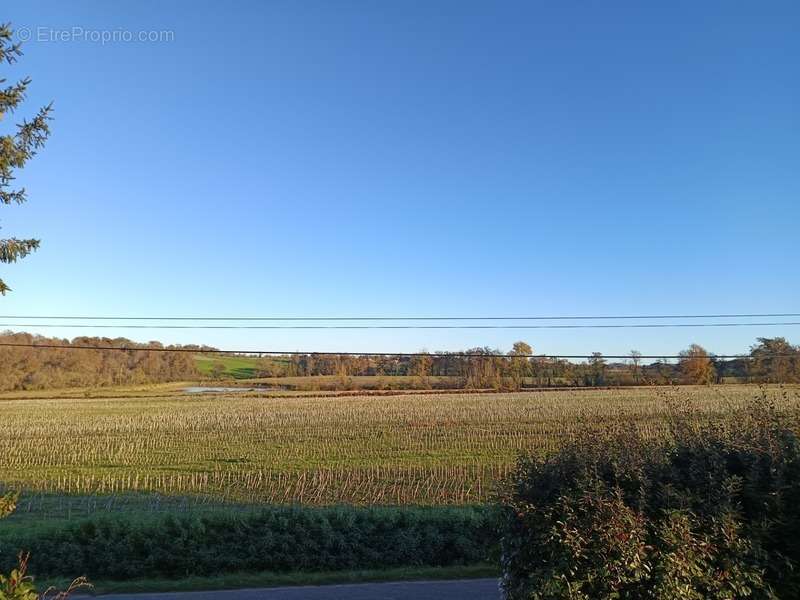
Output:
top-left (0, 332), bottom-right (198, 391)
top-left (254, 337), bottom-right (800, 389)
top-left (1, 333), bottom-right (797, 392)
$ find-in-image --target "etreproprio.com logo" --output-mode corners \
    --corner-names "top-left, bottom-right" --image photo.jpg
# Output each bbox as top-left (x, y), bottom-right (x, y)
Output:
top-left (16, 26), bottom-right (175, 44)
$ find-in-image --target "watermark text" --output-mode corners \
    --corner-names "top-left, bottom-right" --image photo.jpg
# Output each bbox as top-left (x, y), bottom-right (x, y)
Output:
top-left (17, 26), bottom-right (175, 45)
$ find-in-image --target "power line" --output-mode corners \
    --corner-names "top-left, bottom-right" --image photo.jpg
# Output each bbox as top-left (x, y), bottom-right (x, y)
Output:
top-left (0, 313), bottom-right (797, 321)
top-left (0, 321), bottom-right (799, 330)
top-left (0, 342), bottom-right (792, 360)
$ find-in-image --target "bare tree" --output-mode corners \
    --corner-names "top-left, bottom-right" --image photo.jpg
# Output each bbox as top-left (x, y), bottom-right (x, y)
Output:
top-left (629, 350), bottom-right (643, 384)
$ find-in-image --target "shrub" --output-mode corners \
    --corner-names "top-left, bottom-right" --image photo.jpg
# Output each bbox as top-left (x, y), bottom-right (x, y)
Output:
top-left (0, 505), bottom-right (496, 580)
top-left (499, 393), bottom-right (800, 599)
top-left (1, 493), bottom-right (88, 599)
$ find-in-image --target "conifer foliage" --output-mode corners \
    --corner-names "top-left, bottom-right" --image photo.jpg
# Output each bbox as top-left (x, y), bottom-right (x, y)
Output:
top-left (0, 23), bottom-right (52, 294)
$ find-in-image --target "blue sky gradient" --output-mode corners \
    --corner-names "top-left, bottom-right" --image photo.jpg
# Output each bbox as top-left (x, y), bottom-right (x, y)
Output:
top-left (1, 1), bottom-right (798, 355)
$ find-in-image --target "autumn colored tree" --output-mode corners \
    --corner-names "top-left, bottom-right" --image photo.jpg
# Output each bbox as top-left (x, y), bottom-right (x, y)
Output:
top-left (679, 344), bottom-right (716, 385)
top-left (0, 332), bottom-right (198, 391)
top-left (749, 337), bottom-right (799, 383)
top-left (0, 24), bottom-right (52, 294)
top-left (411, 351), bottom-right (433, 388)
top-left (462, 347), bottom-right (503, 389)
top-left (508, 341), bottom-right (532, 391)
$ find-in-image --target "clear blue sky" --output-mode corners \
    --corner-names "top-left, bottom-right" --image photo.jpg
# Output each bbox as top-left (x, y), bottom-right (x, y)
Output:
top-left (2, 1), bottom-right (798, 355)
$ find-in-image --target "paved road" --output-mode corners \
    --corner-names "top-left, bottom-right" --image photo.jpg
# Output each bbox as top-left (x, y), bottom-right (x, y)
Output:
top-left (98, 578), bottom-right (501, 599)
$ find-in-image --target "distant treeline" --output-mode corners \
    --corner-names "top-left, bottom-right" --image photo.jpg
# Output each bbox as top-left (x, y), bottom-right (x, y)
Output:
top-left (254, 338), bottom-right (800, 389)
top-left (2, 332), bottom-right (798, 392)
top-left (0, 332), bottom-right (199, 391)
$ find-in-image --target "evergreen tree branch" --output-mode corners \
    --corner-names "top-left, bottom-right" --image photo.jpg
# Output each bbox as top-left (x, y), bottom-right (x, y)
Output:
top-left (0, 23), bottom-right (23, 65)
top-left (0, 76), bottom-right (29, 115)
top-left (16, 102), bottom-right (53, 154)
top-left (0, 23), bottom-right (50, 293)
top-left (0, 237), bottom-right (40, 262)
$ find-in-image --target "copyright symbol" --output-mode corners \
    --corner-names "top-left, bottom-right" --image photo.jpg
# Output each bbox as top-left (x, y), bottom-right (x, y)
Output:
top-left (17, 27), bottom-right (31, 42)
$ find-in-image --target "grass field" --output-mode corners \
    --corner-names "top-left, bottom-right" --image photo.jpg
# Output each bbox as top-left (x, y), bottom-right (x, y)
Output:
top-left (194, 354), bottom-right (266, 379)
top-left (3, 384), bottom-right (797, 512)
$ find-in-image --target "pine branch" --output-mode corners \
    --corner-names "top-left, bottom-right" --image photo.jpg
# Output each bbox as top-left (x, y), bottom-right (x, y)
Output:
top-left (0, 237), bottom-right (40, 262)
top-left (0, 185), bottom-right (25, 204)
top-left (0, 105), bottom-right (52, 204)
top-left (0, 23), bottom-right (23, 65)
top-left (0, 23), bottom-right (50, 294)
top-left (0, 77), bottom-right (29, 115)
top-left (16, 103), bottom-right (53, 154)
top-left (0, 134), bottom-right (26, 196)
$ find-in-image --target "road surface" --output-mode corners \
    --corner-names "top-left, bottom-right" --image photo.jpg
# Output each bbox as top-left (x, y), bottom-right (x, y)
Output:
top-left (98, 578), bottom-right (501, 599)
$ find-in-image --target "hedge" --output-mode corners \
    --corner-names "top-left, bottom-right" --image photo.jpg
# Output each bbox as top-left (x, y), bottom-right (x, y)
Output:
top-left (0, 504), bottom-right (496, 579)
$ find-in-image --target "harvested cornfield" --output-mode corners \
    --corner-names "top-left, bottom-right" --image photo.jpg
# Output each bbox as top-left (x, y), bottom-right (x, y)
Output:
top-left (1, 385), bottom-right (797, 506)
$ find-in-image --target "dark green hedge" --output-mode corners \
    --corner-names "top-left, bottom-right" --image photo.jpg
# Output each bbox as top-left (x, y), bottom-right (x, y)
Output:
top-left (0, 505), bottom-right (496, 579)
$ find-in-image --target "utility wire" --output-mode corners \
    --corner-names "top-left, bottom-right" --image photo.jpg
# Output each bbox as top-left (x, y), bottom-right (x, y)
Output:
top-left (0, 313), bottom-right (798, 321)
top-left (0, 321), bottom-right (799, 330)
top-left (0, 342), bottom-right (792, 360)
